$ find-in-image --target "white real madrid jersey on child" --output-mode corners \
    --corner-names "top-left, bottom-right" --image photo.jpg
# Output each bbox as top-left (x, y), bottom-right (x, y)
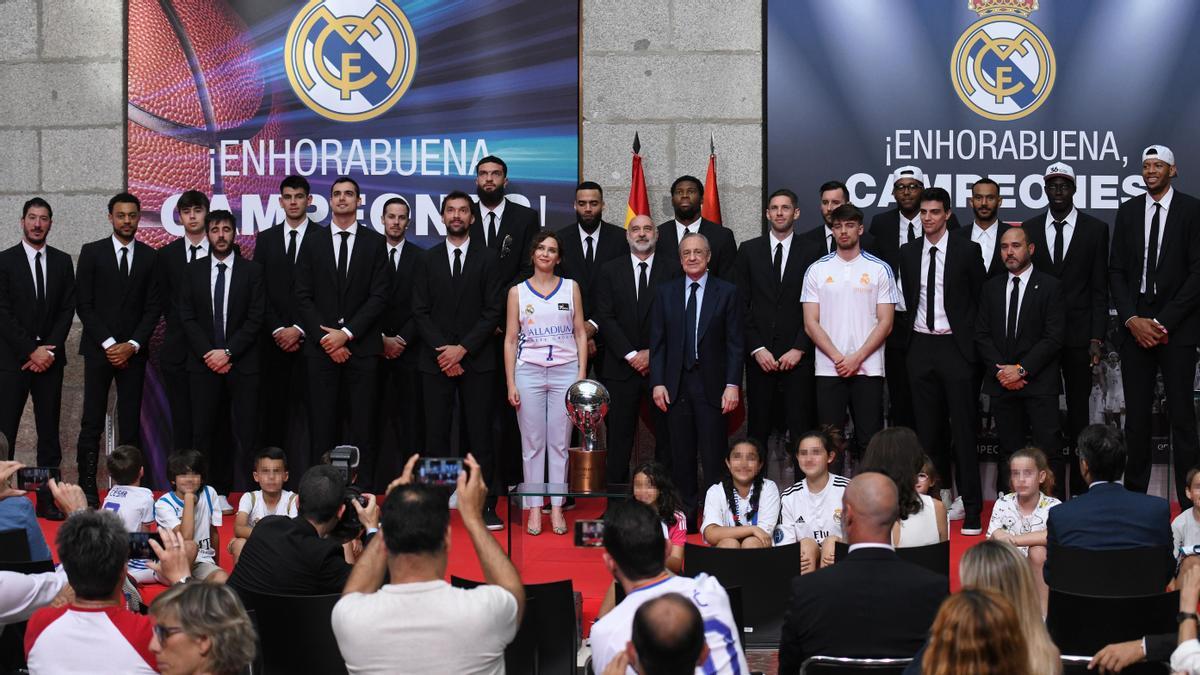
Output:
top-left (775, 474), bottom-right (849, 546)
top-left (516, 277), bottom-right (578, 366)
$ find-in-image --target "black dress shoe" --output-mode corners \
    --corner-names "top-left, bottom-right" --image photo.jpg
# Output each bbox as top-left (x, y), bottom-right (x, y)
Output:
top-left (483, 509), bottom-right (504, 531)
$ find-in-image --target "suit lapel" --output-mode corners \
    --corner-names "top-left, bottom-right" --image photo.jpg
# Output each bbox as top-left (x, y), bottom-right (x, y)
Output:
top-left (1015, 274), bottom-right (1038, 340)
top-left (696, 278), bottom-right (717, 344)
top-left (228, 256), bottom-right (247, 325)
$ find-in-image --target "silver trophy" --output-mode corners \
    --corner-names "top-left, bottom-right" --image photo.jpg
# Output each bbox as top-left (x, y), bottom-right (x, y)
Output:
top-left (566, 379), bottom-right (610, 491)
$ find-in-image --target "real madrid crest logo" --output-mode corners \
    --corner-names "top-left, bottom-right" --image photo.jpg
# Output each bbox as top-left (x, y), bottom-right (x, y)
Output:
top-left (950, 0), bottom-right (1055, 121)
top-left (285, 0), bottom-right (419, 122)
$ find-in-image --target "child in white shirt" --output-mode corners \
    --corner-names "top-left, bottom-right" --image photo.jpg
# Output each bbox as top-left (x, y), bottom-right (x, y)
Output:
top-left (1172, 468), bottom-right (1200, 580)
top-left (987, 447), bottom-right (1061, 609)
top-left (154, 449), bottom-right (227, 583)
top-left (228, 447), bottom-right (297, 563)
top-left (702, 439), bottom-right (780, 548)
top-left (100, 445), bottom-right (158, 584)
top-left (776, 429), bottom-right (849, 573)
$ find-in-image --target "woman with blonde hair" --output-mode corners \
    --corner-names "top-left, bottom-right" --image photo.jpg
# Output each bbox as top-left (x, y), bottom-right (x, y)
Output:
top-left (149, 582), bottom-right (257, 675)
top-left (920, 588), bottom-right (1029, 675)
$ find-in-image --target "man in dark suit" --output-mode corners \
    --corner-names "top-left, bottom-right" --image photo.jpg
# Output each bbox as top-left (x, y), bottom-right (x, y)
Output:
top-left (736, 189), bottom-right (818, 453)
top-left (256, 175), bottom-right (316, 480)
top-left (954, 178), bottom-right (1011, 279)
top-left (800, 180), bottom-right (877, 256)
top-left (294, 177), bottom-right (390, 488)
top-left (975, 227), bottom-right (1066, 495)
top-left (657, 175), bottom-right (737, 280)
top-left (157, 190), bottom-right (209, 452)
top-left (901, 187), bottom-right (987, 534)
top-left (0, 198), bottom-right (75, 466)
top-left (1109, 144), bottom-right (1200, 506)
top-left (868, 166), bottom-right (960, 429)
top-left (650, 232), bottom-right (743, 518)
top-left (375, 197), bottom-right (422, 489)
top-left (75, 192), bottom-right (161, 506)
top-left (412, 191), bottom-right (505, 529)
top-left (1045, 424), bottom-right (1173, 586)
top-left (777, 472), bottom-right (947, 674)
top-left (1024, 162), bottom-right (1110, 497)
top-left (178, 210), bottom-right (265, 492)
top-left (594, 215), bottom-right (680, 483)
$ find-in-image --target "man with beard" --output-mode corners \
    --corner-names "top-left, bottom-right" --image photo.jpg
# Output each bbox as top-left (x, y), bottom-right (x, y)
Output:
top-left (594, 215), bottom-right (681, 483)
top-left (413, 191), bottom-right (505, 529)
top-left (1023, 163), bottom-right (1109, 497)
top-left (294, 177), bottom-right (389, 487)
top-left (657, 175), bottom-right (737, 280)
top-left (954, 178), bottom-right (1010, 279)
top-left (178, 210), bottom-right (266, 492)
top-left (75, 193), bottom-right (161, 506)
top-left (157, 191), bottom-right (209, 454)
top-left (736, 189), bottom-right (818, 454)
top-left (974, 226), bottom-right (1065, 494)
top-left (1110, 145), bottom-right (1200, 506)
top-left (801, 181), bottom-right (876, 256)
top-left (0, 198), bottom-right (75, 471)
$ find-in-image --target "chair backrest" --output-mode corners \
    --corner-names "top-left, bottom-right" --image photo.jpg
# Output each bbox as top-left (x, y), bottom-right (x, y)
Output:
top-left (1046, 589), bottom-right (1178, 656)
top-left (0, 528), bottom-right (31, 562)
top-left (799, 655), bottom-right (913, 673)
top-left (682, 542), bottom-right (800, 648)
top-left (241, 608), bottom-right (265, 675)
top-left (1046, 544), bottom-right (1173, 596)
top-left (1060, 654), bottom-right (1168, 675)
top-left (234, 589), bottom-right (346, 675)
top-left (832, 540), bottom-right (948, 585)
top-left (451, 576), bottom-right (577, 675)
top-left (0, 559), bottom-right (54, 574)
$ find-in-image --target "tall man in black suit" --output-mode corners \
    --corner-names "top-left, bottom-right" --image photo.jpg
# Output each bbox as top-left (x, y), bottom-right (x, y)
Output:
top-left (413, 191), bottom-right (505, 529)
top-left (975, 227), bottom-right (1066, 495)
top-left (178, 210), bottom-right (265, 492)
top-left (594, 215), bottom-right (680, 482)
top-left (1109, 145), bottom-right (1200, 505)
top-left (651, 232), bottom-right (743, 519)
top-left (777, 472), bottom-right (947, 674)
top-left (901, 187), bottom-right (986, 534)
top-left (0, 198), bottom-right (75, 466)
top-left (157, 190), bottom-right (209, 451)
top-left (75, 192), bottom-right (161, 506)
top-left (800, 180), bottom-right (876, 256)
top-left (955, 178), bottom-right (1011, 279)
top-left (375, 197), bottom-right (422, 488)
top-left (256, 175), bottom-right (316, 477)
top-left (657, 176), bottom-right (737, 280)
top-left (736, 189), bottom-right (817, 452)
top-left (294, 177), bottom-right (390, 487)
top-left (1024, 162), bottom-right (1110, 496)
top-left (869, 166), bottom-right (961, 429)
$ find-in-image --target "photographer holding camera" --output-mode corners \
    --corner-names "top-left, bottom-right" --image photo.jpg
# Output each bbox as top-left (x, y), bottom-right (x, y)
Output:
top-left (228, 463), bottom-right (381, 596)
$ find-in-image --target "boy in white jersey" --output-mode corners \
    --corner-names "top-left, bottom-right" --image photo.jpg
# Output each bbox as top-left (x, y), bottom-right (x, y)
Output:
top-left (101, 445), bottom-right (169, 584)
top-left (155, 449), bottom-right (228, 583)
top-left (775, 429), bottom-right (850, 573)
top-left (229, 446), bottom-right (298, 562)
top-left (801, 203), bottom-right (899, 453)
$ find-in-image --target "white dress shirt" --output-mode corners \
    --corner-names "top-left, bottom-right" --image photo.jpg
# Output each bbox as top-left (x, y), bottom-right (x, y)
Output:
top-left (1004, 265), bottom-right (1034, 330)
top-left (446, 238), bottom-right (470, 272)
top-left (624, 253), bottom-right (655, 362)
top-left (899, 213), bottom-right (921, 249)
top-left (578, 224), bottom-right (601, 256)
top-left (21, 240), bottom-right (46, 293)
top-left (675, 217), bottom-right (702, 243)
top-left (1142, 187), bottom-right (1174, 293)
top-left (181, 236), bottom-right (209, 263)
top-left (1044, 207), bottom-right (1078, 258)
top-left (913, 234), bottom-right (951, 335)
top-left (330, 221), bottom-right (359, 270)
top-left (102, 236), bottom-right (140, 352)
top-left (387, 240), bottom-right (405, 270)
top-left (481, 200), bottom-right (507, 246)
top-left (209, 254), bottom-right (235, 342)
top-left (272, 221), bottom-right (311, 337)
top-left (970, 222), bottom-right (998, 271)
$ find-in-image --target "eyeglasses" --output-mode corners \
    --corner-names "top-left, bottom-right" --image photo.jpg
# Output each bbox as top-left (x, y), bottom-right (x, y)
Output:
top-left (894, 184), bottom-right (923, 193)
top-left (153, 624), bottom-right (185, 643)
top-left (916, 473), bottom-right (930, 482)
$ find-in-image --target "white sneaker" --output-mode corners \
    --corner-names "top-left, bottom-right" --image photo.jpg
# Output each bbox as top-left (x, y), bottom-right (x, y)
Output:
top-left (217, 494), bottom-right (235, 516)
top-left (947, 496), bottom-right (965, 521)
top-left (448, 490), bottom-right (458, 510)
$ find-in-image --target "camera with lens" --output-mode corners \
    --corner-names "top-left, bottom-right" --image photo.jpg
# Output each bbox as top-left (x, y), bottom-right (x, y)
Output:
top-left (326, 445), bottom-right (367, 542)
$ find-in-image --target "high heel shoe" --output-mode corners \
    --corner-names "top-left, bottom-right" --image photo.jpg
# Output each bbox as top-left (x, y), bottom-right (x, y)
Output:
top-left (551, 508), bottom-right (567, 536)
top-left (526, 511), bottom-right (542, 536)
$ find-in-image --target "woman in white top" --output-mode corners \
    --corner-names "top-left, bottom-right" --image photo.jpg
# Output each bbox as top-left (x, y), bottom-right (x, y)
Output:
top-left (702, 439), bottom-right (781, 548)
top-left (504, 231), bottom-right (588, 536)
top-left (862, 427), bottom-right (948, 547)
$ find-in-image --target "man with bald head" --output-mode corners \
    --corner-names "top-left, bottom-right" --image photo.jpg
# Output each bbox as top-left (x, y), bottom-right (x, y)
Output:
top-left (601, 593), bottom-right (710, 675)
top-left (777, 472), bottom-right (948, 674)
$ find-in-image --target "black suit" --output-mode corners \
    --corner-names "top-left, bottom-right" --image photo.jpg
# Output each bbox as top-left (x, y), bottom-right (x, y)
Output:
top-left (649, 273), bottom-right (743, 514)
top-left (900, 233), bottom-right (986, 521)
top-left (294, 224), bottom-right (390, 480)
top-left (156, 238), bottom-right (209, 450)
top-left (868, 210), bottom-right (960, 428)
top-left (178, 254), bottom-right (265, 491)
top-left (593, 253), bottom-right (680, 481)
top-left (556, 221), bottom-right (630, 379)
top-left (0, 244), bottom-right (74, 465)
top-left (1109, 189), bottom-right (1200, 504)
top-left (952, 221), bottom-right (1012, 279)
top-left (412, 239), bottom-right (504, 496)
top-left (975, 268), bottom-right (1065, 494)
top-left (777, 547), bottom-right (948, 675)
top-left (656, 218), bottom-right (737, 280)
top-left (1025, 210), bottom-right (1109, 495)
top-left (798, 224), bottom-right (878, 258)
top-left (227, 516), bottom-right (351, 596)
top-left (735, 233), bottom-right (818, 452)
top-left (76, 237), bottom-right (160, 493)
top-left (374, 240), bottom-right (423, 488)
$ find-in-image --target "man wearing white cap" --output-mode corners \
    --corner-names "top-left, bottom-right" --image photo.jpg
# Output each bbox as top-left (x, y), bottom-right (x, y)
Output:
top-left (1109, 145), bottom-right (1200, 506)
top-left (1022, 162), bottom-right (1110, 498)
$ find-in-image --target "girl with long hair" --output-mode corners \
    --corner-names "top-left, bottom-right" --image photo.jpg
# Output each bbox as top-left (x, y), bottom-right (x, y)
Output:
top-left (701, 439), bottom-right (780, 548)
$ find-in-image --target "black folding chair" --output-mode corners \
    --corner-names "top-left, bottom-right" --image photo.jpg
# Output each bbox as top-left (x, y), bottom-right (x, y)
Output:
top-left (452, 577), bottom-right (576, 675)
top-left (831, 540), bottom-right (949, 584)
top-left (0, 528), bottom-right (32, 562)
top-left (682, 542), bottom-right (800, 647)
top-left (800, 656), bottom-right (913, 673)
top-left (0, 559), bottom-right (55, 672)
top-left (1061, 654), bottom-right (1168, 675)
top-left (234, 589), bottom-right (345, 675)
top-left (1046, 544), bottom-right (1174, 596)
top-left (1046, 588), bottom-right (1177, 657)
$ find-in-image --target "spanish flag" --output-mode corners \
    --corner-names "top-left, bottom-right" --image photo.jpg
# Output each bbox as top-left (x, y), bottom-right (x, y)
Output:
top-left (624, 132), bottom-right (651, 229)
top-left (702, 132), bottom-right (723, 225)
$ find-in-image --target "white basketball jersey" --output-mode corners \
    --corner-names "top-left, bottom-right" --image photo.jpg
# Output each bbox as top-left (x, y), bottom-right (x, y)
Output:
top-left (517, 278), bottom-right (578, 366)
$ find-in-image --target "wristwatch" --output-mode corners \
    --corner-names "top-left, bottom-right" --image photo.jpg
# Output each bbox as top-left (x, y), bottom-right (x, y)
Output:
top-left (1177, 612), bottom-right (1198, 625)
top-left (223, 348), bottom-right (232, 359)
top-left (1016, 365), bottom-right (1027, 378)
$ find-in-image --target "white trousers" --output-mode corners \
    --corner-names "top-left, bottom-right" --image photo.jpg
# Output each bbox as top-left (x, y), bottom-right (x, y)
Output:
top-left (515, 360), bottom-right (576, 508)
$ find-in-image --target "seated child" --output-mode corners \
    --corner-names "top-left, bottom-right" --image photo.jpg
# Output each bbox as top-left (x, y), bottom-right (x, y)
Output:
top-left (101, 445), bottom-right (162, 584)
top-left (987, 447), bottom-right (1061, 608)
top-left (228, 447), bottom-right (297, 563)
top-left (1172, 468), bottom-right (1200, 579)
top-left (915, 454), bottom-right (939, 497)
top-left (702, 439), bottom-right (780, 549)
top-left (155, 449), bottom-right (228, 583)
top-left (776, 428), bottom-right (850, 573)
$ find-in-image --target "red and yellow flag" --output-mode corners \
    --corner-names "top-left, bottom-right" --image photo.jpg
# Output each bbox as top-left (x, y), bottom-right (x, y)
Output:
top-left (702, 133), bottom-right (723, 225)
top-left (624, 132), bottom-right (651, 229)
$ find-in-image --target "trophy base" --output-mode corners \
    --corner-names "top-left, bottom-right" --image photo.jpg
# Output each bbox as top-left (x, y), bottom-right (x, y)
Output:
top-left (568, 448), bottom-right (607, 493)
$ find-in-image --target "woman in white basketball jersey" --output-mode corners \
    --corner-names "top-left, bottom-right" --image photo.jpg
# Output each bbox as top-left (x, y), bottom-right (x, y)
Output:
top-left (504, 231), bottom-right (589, 536)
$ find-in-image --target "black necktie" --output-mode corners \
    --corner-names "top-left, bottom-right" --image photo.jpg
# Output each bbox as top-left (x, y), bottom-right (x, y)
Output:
top-left (213, 262), bottom-right (227, 349)
top-left (585, 235), bottom-right (594, 266)
top-left (391, 248), bottom-right (398, 271)
top-left (637, 261), bottom-right (648, 301)
top-left (1147, 203), bottom-right (1161, 301)
top-left (1007, 276), bottom-right (1021, 343)
top-left (337, 231), bottom-right (350, 280)
top-left (827, 233), bottom-right (834, 254)
top-left (926, 247), bottom-right (938, 331)
top-left (452, 248), bottom-right (462, 280)
top-left (34, 251), bottom-right (45, 331)
top-left (773, 242), bottom-right (783, 282)
top-left (287, 229), bottom-right (298, 264)
top-left (1052, 220), bottom-right (1065, 267)
top-left (119, 247), bottom-right (129, 277)
top-left (908, 221), bottom-right (918, 243)
top-left (189, 245), bottom-right (200, 263)
top-left (488, 213), bottom-right (498, 246)
top-left (684, 281), bottom-right (699, 369)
